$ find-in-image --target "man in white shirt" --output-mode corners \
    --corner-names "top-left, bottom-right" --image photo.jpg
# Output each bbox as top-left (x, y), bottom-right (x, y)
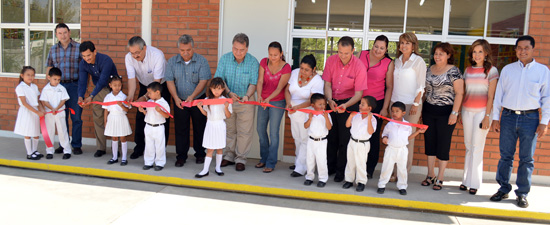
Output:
top-left (125, 36), bottom-right (171, 159)
top-left (490, 35), bottom-right (550, 208)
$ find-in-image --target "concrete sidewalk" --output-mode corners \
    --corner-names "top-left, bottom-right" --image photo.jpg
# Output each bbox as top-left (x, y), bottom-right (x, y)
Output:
top-left (0, 134), bottom-right (549, 222)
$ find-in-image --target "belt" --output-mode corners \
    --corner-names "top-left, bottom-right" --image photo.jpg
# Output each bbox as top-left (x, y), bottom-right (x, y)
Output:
top-left (146, 123), bottom-right (163, 127)
top-left (503, 108), bottom-right (538, 115)
top-left (60, 79), bottom-right (78, 83)
top-left (333, 97), bottom-right (351, 103)
top-left (309, 136), bottom-right (327, 141)
top-left (350, 136), bottom-right (370, 143)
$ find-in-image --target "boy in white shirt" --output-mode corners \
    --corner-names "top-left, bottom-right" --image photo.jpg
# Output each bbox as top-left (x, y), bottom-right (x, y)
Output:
top-left (342, 96), bottom-right (377, 192)
top-left (304, 93), bottom-right (332, 188)
top-left (378, 101), bottom-right (426, 195)
top-left (138, 82), bottom-right (171, 171)
top-left (40, 67), bottom-right (72, 159)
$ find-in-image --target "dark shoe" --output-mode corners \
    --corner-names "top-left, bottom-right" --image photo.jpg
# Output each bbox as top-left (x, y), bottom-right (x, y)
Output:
top-left (377, 188), bottom-right (385, 194)
top-left (342, 182), bottom-right (353, 189)
top-left (221, 159), bottom-right (235, 167)
top-left (399, 189), bottom-right (407, 195)
top-left (73, 148), bottom-right (82, 155)
top-left (94, 150), bottom-right (106, 158)
top-left (236, 163), bottom-right (245, 171)
top-left (356, 183), bottom-right (365, 192)
top-left (107, 159), bottom-right (118, 164)
top-left (432, 179), bottom-right (443, 190)
top-left (27, 154), bottom-right (40, 160)
top-left (516, 195), bottom-right (529, 208)
top-left (196, 157), bottom-right (205, 164)
top-left (334, 176), bottom-right (344, 183)
top-left (195, 172), bottom-right (209, 178)
top-left (367, 173), bottom-right (373, 179)
top-left (215, 170), bottom-right (224, 176)
top-left (290, 171), bottom-right (303, 177)
top-left (490, 191), bottom-right (509, 201)
top-left (130, 151), bottom-right (142, 159)
top-left (120, 160), bottom-right (128, 166)
top-left (46, 154), bottom-right (53, 159)
top-left (175, 159), bottom-right (185, 167)
top-left (62, 154), bottom-right (71, 160)
top-left (289, 165), bottom-right (295, 170)
top-left (459, 184), bottom-right (468, 191)
top-left (304, 180), bottom-right (313, 186)
top-left (469, 188), bottom-right (478, 195)
top-left (317, 181), bottom-right (326, 188)
top-left (33, 151), bottom-right (44, 158)
top-left (54, 146), bottom-right (64, 154)
top-left (143, 165), bottom-right (153, 170)
top-left (154, 166), bottom-right (164, 171)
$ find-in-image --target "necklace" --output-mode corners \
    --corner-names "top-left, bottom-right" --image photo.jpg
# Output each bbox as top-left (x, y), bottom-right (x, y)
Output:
top-left (298, 74), bottom-right (313, 86)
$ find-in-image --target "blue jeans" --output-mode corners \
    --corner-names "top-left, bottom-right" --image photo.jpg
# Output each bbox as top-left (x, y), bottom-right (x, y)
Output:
top-left (257, 99), bottom-right (286, 169)
top-left (497, 110), bottom-right (538, 197)
top-left (61, 82), bottom-right (82, 148)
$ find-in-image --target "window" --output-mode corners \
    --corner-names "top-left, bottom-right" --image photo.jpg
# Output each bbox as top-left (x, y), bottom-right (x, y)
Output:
top-left (0, 0), bottom-right (80, 74)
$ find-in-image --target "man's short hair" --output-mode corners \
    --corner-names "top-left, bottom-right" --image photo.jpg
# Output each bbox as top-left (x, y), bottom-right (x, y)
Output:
top-left (55, 23), bottom-right (70, 33)
top-left (391, 101), bottom-right (406, 112)
top-left (515, 35), bottom-right (535, 48)
top-left (79, 41), bottom-right (95, 53)
top-left (128, 36), bottom-right (146, 50)
top-left (338, 36), bottom-right (354, 49)
top-left (177, 34), bottom-right (194, 48)
top-left (48, 67), bottom-right (62, 77)
top-left (310, 93), bottom-right (326, 104)
top-left (232, 33), bottom-right (249, 47)
top-left (147, 81), bottom-right (163, 93)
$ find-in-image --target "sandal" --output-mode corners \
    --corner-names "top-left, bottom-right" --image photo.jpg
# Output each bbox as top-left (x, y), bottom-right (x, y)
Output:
top-left (263, 168), bottom-right (274, 173)
top-left (421, 176), bottom-right (436, 186)
top-left (469, 188), bottom-right (478, 195)
top-left (459, 184), bottom-right (467, 191)
top-left (433, 179), bottom-right (443, 190)
top-left (255, 162), bottom-right (266, 168)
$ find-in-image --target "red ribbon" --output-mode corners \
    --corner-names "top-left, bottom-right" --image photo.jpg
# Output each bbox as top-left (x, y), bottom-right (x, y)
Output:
top-left (81, 101), bottom-right (173, 118)
top-left (40, 108), bottom-right (76, 148)
top-left (180, 98), bottom-right (234, 108)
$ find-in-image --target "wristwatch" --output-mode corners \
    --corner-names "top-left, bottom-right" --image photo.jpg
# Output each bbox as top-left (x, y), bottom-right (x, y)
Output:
top-left (451, 111), bottom-right (459, 116)
top-left (413, 102), bottom-right (420, 107)
top-left (88, 94), bottom-right (94, 99)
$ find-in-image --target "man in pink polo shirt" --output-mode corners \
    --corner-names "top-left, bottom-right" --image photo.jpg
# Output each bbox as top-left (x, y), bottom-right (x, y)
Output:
top-left (323, 36), bottom-right (368, 182)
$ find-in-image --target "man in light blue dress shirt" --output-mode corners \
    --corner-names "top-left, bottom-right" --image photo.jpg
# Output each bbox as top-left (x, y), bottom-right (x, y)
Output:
top-left (490, 35), bottom-right (550, 208)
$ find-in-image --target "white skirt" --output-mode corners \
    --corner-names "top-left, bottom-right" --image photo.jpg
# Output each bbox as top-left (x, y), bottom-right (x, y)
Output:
top-left (202, 120), bottom-right (226, 149)
top-left (104, 113), bottom-right (132, 137)
top-left (14, 106), bottom-right (40, 137)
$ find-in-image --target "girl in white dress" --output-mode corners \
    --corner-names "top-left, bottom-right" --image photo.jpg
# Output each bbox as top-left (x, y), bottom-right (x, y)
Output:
top-left (103, 75), bottom-right (132, 166)
top-left (195, 78), bottom-right (232, 178)
top-left (14, 66), bottom-right (45, 160)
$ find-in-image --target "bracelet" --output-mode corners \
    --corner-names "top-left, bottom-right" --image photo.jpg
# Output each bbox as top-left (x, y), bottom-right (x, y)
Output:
top-left (451, 111), bottom-right (459, 116)
top-left (485, 114), bottom-right (490, 117)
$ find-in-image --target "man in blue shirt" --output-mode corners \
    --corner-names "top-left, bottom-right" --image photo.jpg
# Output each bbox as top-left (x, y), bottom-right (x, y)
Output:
top-left (78, 41), bottom-right (119, 158)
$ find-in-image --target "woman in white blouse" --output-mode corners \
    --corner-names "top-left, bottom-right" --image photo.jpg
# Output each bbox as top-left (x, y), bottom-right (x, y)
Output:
top-left (285, 54), bottom-right (324, 177)
top-left (388, 32), bottom-right (427, 179)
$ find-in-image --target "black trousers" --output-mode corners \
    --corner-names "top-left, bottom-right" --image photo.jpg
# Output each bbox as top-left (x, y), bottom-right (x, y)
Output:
top-left (133, 82), bottom-right (171, 155)
top-left (366, 99), bottom-right (385, 176)
top-left (173, 94), bottom-right (207, 161)
top-left (327, 100), bottom-right (359, 179)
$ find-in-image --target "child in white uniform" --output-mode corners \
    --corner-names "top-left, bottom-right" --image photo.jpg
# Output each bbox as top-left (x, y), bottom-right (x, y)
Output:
top-left (139, 82), bottom-right (170, 171)
top-left (378, 101), bottom-right (426, 195)
top-left (304, 93), bottom-right (332, 188)
top-left (40, 67), bottom-right (71, 159)
top-left (103, 75), bottom-right (132, 165)
top-left (343, 96), bottom-right (377, 192)
top-left (14, 66), bottom-right (45, 160)
top-left (195, 78), bottom-right (232, 178)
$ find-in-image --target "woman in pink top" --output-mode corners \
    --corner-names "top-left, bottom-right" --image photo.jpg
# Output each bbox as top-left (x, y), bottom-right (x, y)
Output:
top-left (359, 35), bottom-right (395, 178)
top-left (255, 41), bottom-right (291, 172)
top-left (460, 39), bottom-right (499, 195)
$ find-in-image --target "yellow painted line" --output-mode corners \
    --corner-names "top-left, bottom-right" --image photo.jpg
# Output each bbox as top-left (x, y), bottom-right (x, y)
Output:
top-left (1, 158), bottom-right (548, 222)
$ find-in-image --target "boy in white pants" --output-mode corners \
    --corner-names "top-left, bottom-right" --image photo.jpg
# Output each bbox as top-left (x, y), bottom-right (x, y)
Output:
top-left (343, 96), bottom-right (377, 192)
top-left (378, 101), bottom-right (426, 195)
top-left (138, 82), bottom-right (170, 171)
top-left (40, 67), bottom-right (72, 159)
top-left (304, 93), bottom-right (332, 188)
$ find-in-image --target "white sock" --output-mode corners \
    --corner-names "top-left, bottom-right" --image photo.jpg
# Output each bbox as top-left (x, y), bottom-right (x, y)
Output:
top-left (121, 142), bottom-right (127, 161)
top-left (24, 139), bottom-right (32, 155)
top-left (199, 157), bottom-right (212, 175)
top-left (111, 140), bottom-right (118, 160)
top-left (215, 154), bottom-right (223, 173)
top-left (32, 138), bottom-right (39, 152)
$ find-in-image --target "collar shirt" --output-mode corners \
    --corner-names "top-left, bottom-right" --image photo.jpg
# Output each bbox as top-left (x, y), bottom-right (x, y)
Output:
top-left (78, 52), bottom-right (119, 98)
top-left (214, 52), bottom-right (259, 97)
top-left (322, 54), bottom-right (368, 100)
top-left (382, 120), bottom-right (413, 148)
top-left (492, 59), bottom-right (550, 124)
top-left (40, 83), bottom-right (70, 112)
top-left (125, 46), bottom-right (166, 86)
top-left (144, 97), bottom-right (170, 124)
top-left (15, 82), bottom-right (40, 107)
top-left (306, 113), bottom-right (333, 138)
top-left (203, 96), bottom-right (233, 121)
top-left (350, 113), bottom-right (377, 140)
top-left (46, 39), bottom-right (81, 81)
top-left (391, 53), bottom-right (427, 104)
top-left (164, 53), bottom-right (211, 100)
top-left (102, 92), bottom-right (129, 115)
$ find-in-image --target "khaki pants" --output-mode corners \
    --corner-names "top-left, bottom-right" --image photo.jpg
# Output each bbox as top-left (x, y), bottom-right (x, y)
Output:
top-left (92, 87), bottom-right (110, 151)
top-left (224, 99), bottom-right (255, 164)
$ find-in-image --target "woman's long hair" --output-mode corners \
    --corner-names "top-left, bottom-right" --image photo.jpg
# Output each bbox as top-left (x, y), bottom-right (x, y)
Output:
top-left (468, 39), bottom-right (494, 77)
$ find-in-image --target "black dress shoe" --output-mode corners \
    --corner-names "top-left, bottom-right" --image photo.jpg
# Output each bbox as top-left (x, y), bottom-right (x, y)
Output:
top-left (377, 188), bottom-right (385, 194)
top-left (221, 159), bottom-right (235, 167)
top-left (304, 180), bottom-right (313, 186)
top-left (215, 171), bottom-right (225, 176)
top-left (317, 181), bottom-right (326, 188)
top-left (54, 146), bottom-right (64, 154)
top-left (62, 154), bottom-right (71, 160)
top-left (290, 171), bottom-right (303, 177)
top-left (490, 191), bottom-right (509, 201)
top-left (367, 173), bottom-right (373, 179)
top-left (289, 165), bottom-right (296, 170)
top-left (154, 166), bottom-right (164, 171)
top-left (94, 150), bottom-right (106, 157)
top-left (195, 172), bottom-right (209, 178)
top-left (356, 183), bottom-right (365, 192)
top-left (516, 195), bottom-right (529, 208)
top-left (196, 157), bottom-right (205, 164)
top-left (236, 163), bottom-right (245, 171)
top-left (334, 176), bottom-right (344, 183)
top-left (175, 159), bottom-right (185, 167)
top-left (46, 154), bottom-right (53, 159)
top-left (342, 182), bottom-right (353, 189)
top-left (73, 148), bottom-right (82, 155)
top-left (130, 151), bottom-right (143, 159)
top-left (143, 165), bottom-right (153, 170)
top-left (120, 160), bottom-right (128, 166)
top-left (107, 159), bottom-right (118, 164)
top-left (399, 189), bottom-right (407, 195)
